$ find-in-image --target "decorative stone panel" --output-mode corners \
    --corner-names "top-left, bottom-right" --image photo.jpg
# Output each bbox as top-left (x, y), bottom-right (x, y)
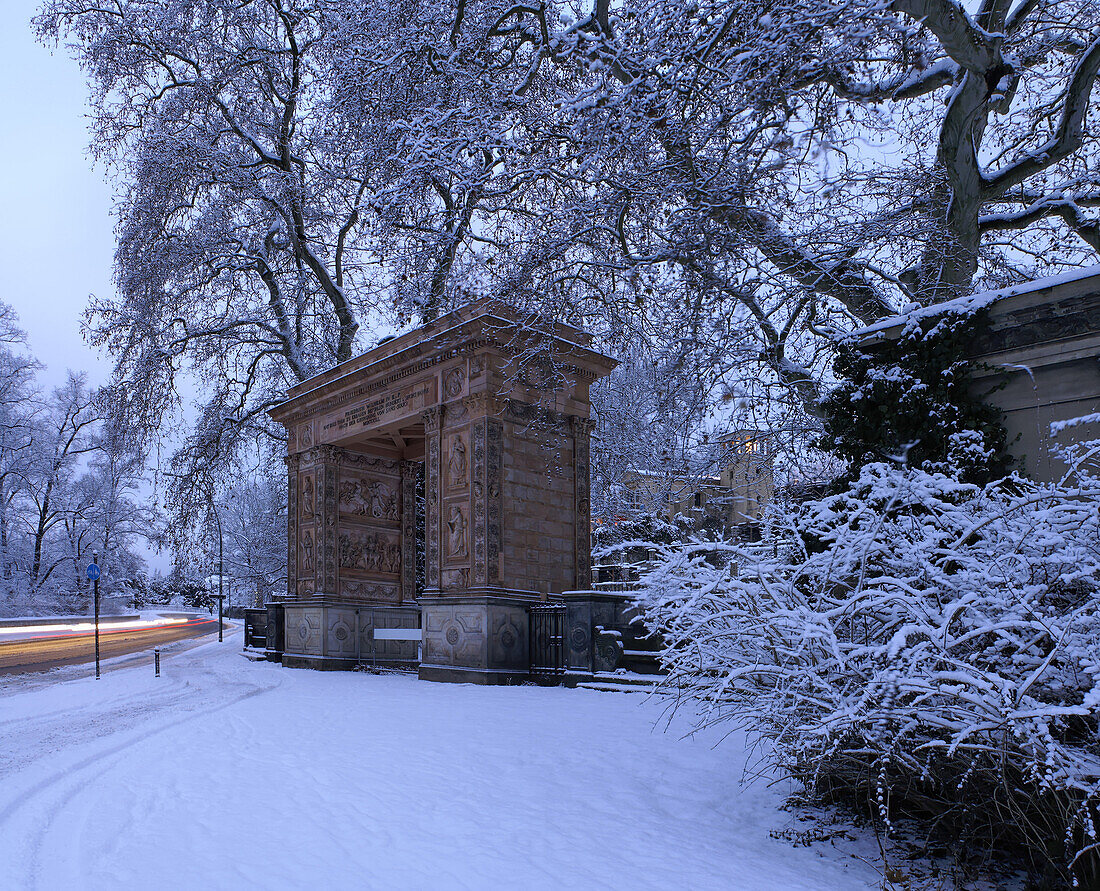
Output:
top-left (423, 407), bottom-right (442, 590)
top-left (572, 416), bottom-right (594, 590)
top-left (486, 419), bottom-right (503, 584)
top-left (422, 599), bottom-right (487, 669)
top-left (400, 460), bottom-right (418, 601)
top-left (285, 454), bottom-right (299, 599)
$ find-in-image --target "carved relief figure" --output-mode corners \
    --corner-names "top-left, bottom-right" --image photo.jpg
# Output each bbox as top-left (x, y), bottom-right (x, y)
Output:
top-left (300, 474), bottom-right (315, 518)
top-left (300, 528), bottom-right (315, 574)
top-left (447, 434), bottom-right (467, 488)
top-left (298, 423), bottom-right (313, 448)
top-left (338, 477), bottom-right (398, 520)
top-left (368, 481), bottom-right (397, 519)
top-left (444, 366), bottom-right (465, 399)
top-left (442, 568), bottom-right (470, 589)
top-left (447, 504), bottom-right (468, 559)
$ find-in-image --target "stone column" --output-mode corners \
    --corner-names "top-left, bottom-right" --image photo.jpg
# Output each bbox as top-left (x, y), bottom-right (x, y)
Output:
top-left (296, 445), bottom-right (340, 597)
top-left (422, 406), bottom-right (443, 593)
top-left (284, 453), bottom-right (299, 600)
top-left (400, 459), bottom-right (419, 602)
top-left (469, 413), bottom-right (504, 589)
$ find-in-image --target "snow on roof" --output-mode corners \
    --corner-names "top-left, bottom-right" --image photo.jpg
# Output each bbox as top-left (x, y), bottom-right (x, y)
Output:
top-left (857, 264), bottom-right (1100, 340)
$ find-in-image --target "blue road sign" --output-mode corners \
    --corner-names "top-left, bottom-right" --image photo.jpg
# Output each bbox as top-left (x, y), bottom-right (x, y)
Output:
top-left (86, 563), bottom-right (101, 581)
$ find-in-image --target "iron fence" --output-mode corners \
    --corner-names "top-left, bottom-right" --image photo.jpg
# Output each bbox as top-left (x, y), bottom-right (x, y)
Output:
top-left (529, 602), bottom-right (566, 682)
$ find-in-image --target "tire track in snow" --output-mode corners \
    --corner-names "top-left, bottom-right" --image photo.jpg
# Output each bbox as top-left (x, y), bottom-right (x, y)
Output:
top-left (0, 649), bottom-right (283, 889)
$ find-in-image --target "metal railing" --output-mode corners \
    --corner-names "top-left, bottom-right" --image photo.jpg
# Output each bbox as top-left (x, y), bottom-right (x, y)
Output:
top-left (529, 603), bottom-right (566, 681)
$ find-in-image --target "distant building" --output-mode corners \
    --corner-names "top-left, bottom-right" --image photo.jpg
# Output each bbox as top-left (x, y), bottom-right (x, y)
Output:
top-left (619, 431), bottom-right (775, 536)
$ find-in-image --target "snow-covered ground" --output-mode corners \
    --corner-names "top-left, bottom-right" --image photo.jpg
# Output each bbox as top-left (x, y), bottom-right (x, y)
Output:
top-left (0, 632), bottom-right (880, 890)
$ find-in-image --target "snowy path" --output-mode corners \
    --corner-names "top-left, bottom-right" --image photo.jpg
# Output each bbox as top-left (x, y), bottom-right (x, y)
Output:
top-left (0, 637), bottom-right (879, 890)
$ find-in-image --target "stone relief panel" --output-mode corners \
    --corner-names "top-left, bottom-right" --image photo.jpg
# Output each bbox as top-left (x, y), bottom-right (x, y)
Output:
top-left (338, 527), bottom-right (402, 575)
top-left (445, 433), bottom-right (467, 490)
top-left (442, 568), bottom-right (470, 590)
top-left (336, 451), bottom-right (399, 472)
top-left (338, 475), bottom-right (398, 521)
top-left (341, 580), bottom-right (400, 603)
top-left (444, 399), bottom-right (469, 426)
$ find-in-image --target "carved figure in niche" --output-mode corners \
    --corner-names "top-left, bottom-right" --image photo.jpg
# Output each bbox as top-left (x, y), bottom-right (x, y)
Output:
top-left (300, 528), bottom-right (315, 574)
top-left (444, 366), bottom-right (465, 399)
top-left (298, 423), bottom-right (313, 448)
top-left (300, 474), bottom-right (315, 518)
top-left (447, 505), bottom-right (468, 559)
top-left (447, 435), bottom-right (467, 488)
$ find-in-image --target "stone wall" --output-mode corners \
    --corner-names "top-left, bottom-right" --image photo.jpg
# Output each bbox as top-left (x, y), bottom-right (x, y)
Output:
top-left (860, 266), bottom-right (1100, 483)
top-left (502, 422), bottom-right (575, 596)
top-left (966, 270), bottom-right (1100, 481)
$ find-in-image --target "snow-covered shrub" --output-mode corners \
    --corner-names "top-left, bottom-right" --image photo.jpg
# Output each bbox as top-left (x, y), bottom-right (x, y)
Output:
top-left (638, 462), bottom-right (1100, 884)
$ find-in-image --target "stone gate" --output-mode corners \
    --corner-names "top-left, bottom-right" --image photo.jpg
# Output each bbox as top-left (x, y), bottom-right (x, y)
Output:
top-left (269, 300), bottom-right (617, 682)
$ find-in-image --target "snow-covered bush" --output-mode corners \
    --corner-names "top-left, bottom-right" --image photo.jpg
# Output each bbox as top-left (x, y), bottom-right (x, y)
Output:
top-left (638, 462), bottom-right (1100, 884)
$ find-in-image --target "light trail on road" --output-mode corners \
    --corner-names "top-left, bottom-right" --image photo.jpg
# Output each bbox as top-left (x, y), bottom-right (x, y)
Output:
top-left (0, 616), bottom-right (188, 640)
top-left (0, 616), bottom-right (222, 675)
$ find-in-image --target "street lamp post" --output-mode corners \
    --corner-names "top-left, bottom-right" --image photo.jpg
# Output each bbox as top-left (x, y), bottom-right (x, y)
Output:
top-left (213, 495), bottom-right (224, 643)
top-left (92, 551), bottom-right (100, 679)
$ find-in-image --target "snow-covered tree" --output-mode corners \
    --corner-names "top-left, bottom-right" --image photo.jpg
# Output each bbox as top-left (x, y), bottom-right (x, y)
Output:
top-left (0, 308), bottom-right (43, 601)
top-left (23, 373), bottom-right (98, 593)
top-left (60, 400), bottom-right (154, 599)
top-left (36, 0), bottom-right (1100, 490)
top-left (638, 459), bottom-right (1100, 884)
top-left (219, 474), bottom-right (286, 608)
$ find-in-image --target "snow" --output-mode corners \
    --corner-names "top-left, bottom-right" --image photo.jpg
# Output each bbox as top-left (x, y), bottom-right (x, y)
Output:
top-left (857, 264), bottom-right (1100, 340)
top-left (1051, 412), bottom-right (1100, 436)
top-left (0, 632), bottom-right (880, 890)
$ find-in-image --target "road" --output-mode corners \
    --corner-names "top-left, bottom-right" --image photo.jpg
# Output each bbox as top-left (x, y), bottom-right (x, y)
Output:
top-left (0, 615), bottom-right (223, 675)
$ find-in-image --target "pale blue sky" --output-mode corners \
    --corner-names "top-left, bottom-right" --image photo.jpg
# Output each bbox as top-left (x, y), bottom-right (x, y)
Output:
top-left (0, 0), bottom-right (114, 386)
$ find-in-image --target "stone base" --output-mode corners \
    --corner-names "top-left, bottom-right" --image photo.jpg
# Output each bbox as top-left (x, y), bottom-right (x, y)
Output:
top-left (561, 590), bottom-right (632, 673)
top-left (417, 665), bottom-right (530, 685)
top-left (281, 598), bottom-right (420, 670)
top-left (281, 652), bottom-right (360, 671)
top-left (419, 593), bottom-right (535, 684)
